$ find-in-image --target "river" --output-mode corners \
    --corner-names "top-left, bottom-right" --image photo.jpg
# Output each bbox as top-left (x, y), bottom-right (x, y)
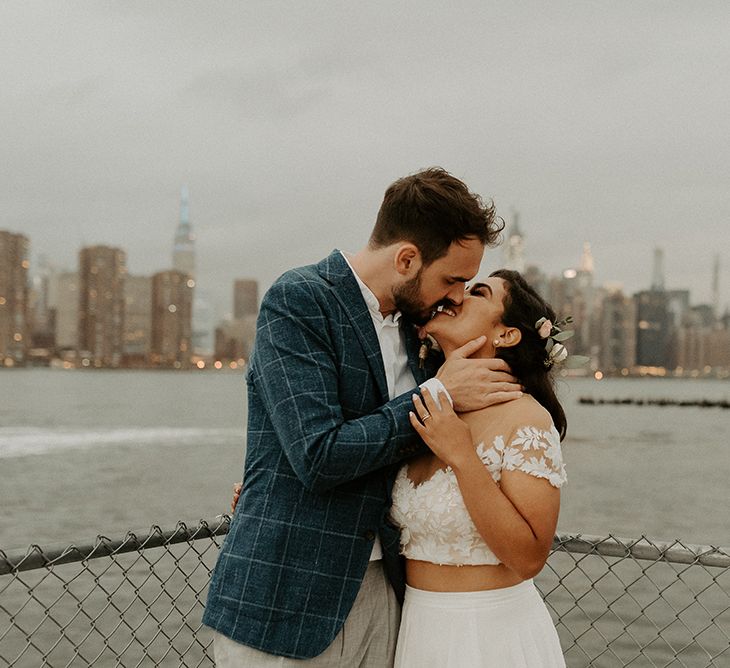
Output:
top-left (1, 370), bottom-right (728, 551)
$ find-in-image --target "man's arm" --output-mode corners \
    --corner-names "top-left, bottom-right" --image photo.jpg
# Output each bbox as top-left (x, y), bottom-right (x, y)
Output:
top-left (251, 277), bottom-right (420, 494)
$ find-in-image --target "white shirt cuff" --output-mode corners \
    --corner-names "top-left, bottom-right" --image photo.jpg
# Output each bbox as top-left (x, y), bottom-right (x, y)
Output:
top-left (419, 378), bottom-right (453, 409)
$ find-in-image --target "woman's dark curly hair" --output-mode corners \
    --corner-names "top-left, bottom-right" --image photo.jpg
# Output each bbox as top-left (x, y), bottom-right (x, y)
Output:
top-left (489, 269), bottom-right (567, 440)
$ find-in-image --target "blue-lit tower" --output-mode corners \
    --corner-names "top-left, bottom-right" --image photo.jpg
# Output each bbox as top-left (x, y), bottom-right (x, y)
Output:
top-left (173, 186), bottom-right (195, 280)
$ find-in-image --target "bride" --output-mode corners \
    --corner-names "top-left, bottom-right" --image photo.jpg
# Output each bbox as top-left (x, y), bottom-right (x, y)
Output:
top-left (230, 268), bottom-right (569, 666)
top-left (389, 269), bottom-right (568, 667)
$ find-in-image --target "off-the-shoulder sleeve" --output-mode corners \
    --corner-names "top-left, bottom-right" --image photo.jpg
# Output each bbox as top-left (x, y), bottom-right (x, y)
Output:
top-left (502, 425), bottom-right (567, 488)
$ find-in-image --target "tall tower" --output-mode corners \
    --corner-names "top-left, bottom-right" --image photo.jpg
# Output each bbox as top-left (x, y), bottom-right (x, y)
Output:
top-left (123, 275), bottom-right (152, 363)
top-left (651, 248), bottom-right (665, 292)
top-left (712, 254), bottom-right (720, 319)
top-left (53, 271), bottom-right (79, 352)
top-left (503, 211), bottom-right (525, 273)
top-left (78, 245), bottom-right (126, 367)
top-left (151, 270), bottom-right (193, 368)
top-left (580, 242), bottom-right (594, 274)
top-left (574, 242), bottom-right (594, 358)
top-left (0, 230), bottom-right (30, 366)
top-left (233, 279), bottom-right (259, 319)
top-left (173, 186), bottom-right (195, 279)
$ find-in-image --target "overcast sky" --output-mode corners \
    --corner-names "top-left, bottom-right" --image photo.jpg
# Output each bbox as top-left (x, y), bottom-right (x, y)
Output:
top-left (2, 1), bottom-right (728, 317)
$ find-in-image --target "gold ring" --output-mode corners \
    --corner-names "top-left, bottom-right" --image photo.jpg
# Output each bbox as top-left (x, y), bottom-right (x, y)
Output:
top-left (422, 413), bottom-right (432, 421)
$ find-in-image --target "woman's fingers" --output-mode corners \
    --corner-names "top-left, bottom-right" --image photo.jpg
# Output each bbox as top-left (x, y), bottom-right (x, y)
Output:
top-left (420, 388), bottom-right (438, 414)
top-left (409, 411), bottom-right (425, 434)
top-left (421, 387), bottom-right (454, 416)
top-left (411, 393), bottom-right (430, 423)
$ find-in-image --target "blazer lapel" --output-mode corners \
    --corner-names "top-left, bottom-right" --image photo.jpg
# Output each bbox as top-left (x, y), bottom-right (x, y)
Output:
top-left (317, 251), bottom-right (389, 402)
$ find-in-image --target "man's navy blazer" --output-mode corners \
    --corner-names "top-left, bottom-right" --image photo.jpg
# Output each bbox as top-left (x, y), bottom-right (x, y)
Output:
top-left (202, 250), bottom-right (438, 660)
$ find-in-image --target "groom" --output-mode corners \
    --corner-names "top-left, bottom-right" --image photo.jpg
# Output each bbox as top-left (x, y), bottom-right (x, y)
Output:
top-left (203, 168), bottom-right (521, 666)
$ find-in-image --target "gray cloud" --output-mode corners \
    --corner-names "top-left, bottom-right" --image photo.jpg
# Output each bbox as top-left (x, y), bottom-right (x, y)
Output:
top-left (1, 1), bottom-right (728, 318)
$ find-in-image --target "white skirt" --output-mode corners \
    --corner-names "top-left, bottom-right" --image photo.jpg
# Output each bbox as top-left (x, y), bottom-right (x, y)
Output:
top-left (394, 580), bottom-right (565, 667)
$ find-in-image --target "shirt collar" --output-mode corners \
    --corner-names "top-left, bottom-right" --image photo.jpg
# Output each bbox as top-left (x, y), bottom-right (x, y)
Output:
top-left (340, 251), bottom-right (402, 325)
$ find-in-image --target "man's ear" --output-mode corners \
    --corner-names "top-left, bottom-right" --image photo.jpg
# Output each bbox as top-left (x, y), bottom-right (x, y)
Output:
top-left (499, 326), bottom-right (522, 349)
top-left (393, 243), bottom-right (421, 276)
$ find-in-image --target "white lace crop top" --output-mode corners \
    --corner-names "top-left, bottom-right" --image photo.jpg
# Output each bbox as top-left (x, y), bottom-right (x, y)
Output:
top-left (389, 425), bottom-right (567, 566)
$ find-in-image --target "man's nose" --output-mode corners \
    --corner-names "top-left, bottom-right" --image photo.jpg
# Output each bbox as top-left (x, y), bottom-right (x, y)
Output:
top-left (446, 283), bottom-right (466, 305)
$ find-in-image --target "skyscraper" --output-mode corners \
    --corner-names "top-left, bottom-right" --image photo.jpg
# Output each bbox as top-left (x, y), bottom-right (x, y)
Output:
top-left (29, 254), bottom-right (54, 349)
top-left (123, 275), bottom-right (152, 364)
top-left (78, 245), bottom-right (126, 367)
top-left (503, 211), bottom-right (525, 273)
top-left (598, 288), bottom-right (637, 373)
top-left (173, 186), bottom-right (195, 279)
top-left (634, 290), bottom-right (671, 368)
top-left (170, 186), bottom-right (213, 355)
top-left (51, 271), bottom-right (79, 353)
top-left (712, 254), bottom-right (720, 319)
top-left (151, 270), bottom-right (193, 368)
top-left (233, 279), bottom-right (259, 319)
top-left (0, 230), bottom-right (30, 366)
top-left (547, 244), bottom-right (595, 358)
top-left (651, 247), bottom-right (665, 292)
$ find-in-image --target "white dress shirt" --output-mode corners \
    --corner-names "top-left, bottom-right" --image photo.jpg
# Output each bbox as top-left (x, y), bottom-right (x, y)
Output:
top-left (341, 252), bottom-right (450, 560)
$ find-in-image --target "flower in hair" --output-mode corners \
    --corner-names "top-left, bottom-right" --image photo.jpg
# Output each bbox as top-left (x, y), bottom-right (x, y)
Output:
top-left (536, 316), bottom-right (577, 369)
top-left (537, 319), bottom-right (553, 339)
top-left (547, 343), bottom-right (568, 366)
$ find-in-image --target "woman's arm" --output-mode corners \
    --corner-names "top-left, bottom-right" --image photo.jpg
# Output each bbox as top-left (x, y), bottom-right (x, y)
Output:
top-left (452, 451), bottom-right (558, 579)
top-left (410, 391), bottom-right (560, 580)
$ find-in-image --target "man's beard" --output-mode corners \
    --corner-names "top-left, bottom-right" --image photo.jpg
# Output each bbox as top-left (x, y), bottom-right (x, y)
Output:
top-left (392, 270), bottom-right (432, 325)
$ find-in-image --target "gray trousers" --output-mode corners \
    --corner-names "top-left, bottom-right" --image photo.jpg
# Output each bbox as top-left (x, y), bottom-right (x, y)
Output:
top-left (212, 561), bottom-right (400, 667)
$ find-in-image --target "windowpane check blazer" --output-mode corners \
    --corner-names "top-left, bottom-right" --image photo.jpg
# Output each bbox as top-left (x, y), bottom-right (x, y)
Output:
top-left (202, 250), bottom-right (440, 660)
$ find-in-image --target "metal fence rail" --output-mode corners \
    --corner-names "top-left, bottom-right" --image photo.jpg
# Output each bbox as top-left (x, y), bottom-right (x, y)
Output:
top-left (1, 520), bottom-right (728, 667)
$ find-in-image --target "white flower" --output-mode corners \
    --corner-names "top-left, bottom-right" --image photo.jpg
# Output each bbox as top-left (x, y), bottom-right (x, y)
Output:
top-left (548, 343), bottom-right (568, 364)
top-left (538, 319), bottom-right (553, 339)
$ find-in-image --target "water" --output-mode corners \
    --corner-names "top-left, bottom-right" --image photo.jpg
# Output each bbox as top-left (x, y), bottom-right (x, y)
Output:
top-left (0, 370), bottom-right (729, 551)
top-left (0, 369), bottom-right (247, 550)
top-left (1, 370), bottom-right (729, 666)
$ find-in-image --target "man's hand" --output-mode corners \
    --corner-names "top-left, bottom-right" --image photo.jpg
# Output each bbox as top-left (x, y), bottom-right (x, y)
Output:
top-left (435, 336), bottom-right (523, 412)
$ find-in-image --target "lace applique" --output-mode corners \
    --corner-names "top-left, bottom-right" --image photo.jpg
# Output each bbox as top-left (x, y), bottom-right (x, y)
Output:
top-left (389, 425), bottom-right (566, 566)
top-left (475, 426), bottom-right (566, 487)
top-left (390, 464), bottom-right (501, 566)
top-left (503, 425), bottom-right (567, 488)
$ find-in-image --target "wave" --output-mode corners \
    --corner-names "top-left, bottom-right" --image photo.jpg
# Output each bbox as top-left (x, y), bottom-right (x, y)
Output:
top-left (0, 426), bottom-right (244, 459)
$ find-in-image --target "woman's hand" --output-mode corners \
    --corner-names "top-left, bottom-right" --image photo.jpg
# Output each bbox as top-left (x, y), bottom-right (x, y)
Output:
top-left (231, 482), bottom-right (242, 513)
top-left (409, 389), bottom-right (475, 469)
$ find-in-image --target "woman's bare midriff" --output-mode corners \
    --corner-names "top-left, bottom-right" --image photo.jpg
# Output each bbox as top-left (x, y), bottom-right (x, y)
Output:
top-left (406, 559), bottom-right (525, 592)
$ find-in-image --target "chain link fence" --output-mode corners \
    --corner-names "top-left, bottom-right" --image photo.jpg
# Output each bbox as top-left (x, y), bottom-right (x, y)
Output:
top-left (1, 519), bottom-right (728, 667)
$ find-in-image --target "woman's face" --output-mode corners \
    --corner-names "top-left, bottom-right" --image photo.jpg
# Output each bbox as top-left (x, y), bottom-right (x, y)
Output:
top-left (424, 276), bottom-right (509, 355)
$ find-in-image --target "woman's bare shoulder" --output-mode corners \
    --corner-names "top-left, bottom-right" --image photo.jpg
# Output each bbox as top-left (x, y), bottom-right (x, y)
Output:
top-left (464, 394), bottom-right (553, 440)
top-left (503, 394), bottom-right (553, 429)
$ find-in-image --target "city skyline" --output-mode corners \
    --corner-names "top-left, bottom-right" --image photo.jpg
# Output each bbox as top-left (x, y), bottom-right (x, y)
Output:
top-left (1, 3), bottom-right (728, 315)
top-left (11, 184), bottom-right (729, 321)
top-left (10, 199), bottom-right (726, 319)
top-left (2, 223), bottom-right (728, 374)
